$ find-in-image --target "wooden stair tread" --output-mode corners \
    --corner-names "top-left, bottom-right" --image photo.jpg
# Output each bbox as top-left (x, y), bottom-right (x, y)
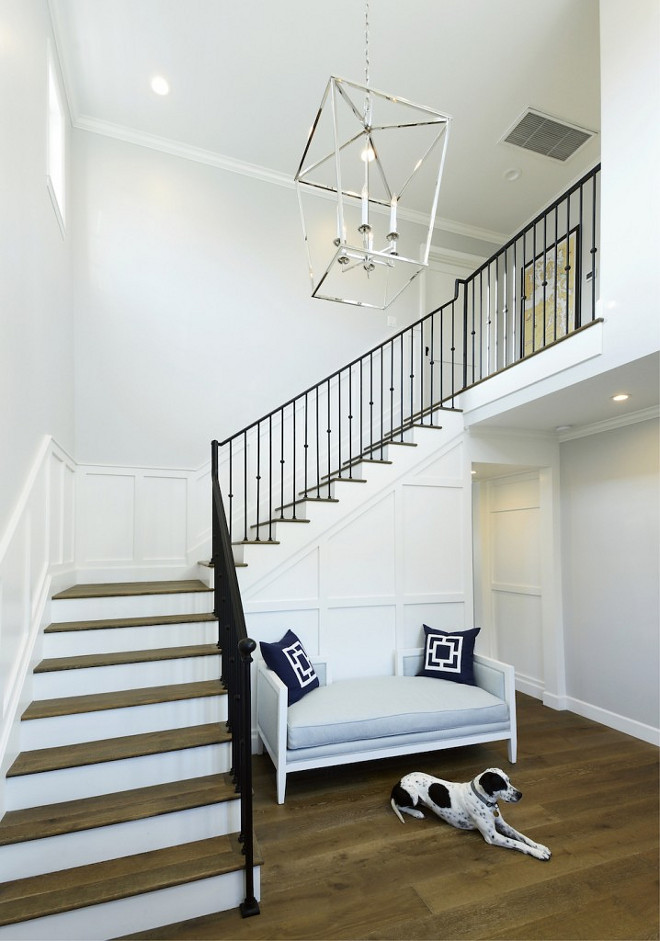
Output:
top-left (0, 774), bottom-right (236, 846)
top-left (232, 539), bottom-right (280, 546)
top-left (0, 833), bottom-right (262, 927)
top-left (45, 612), bottom-right (216, 633)
top-left (22, 680), bottom-right (226, 721)
top-left (35, 643), bottom-right (220, 673)
top-left (251, 518), bottom-right (310, 529)
top-left (8, 723), bottom-right (231, 777)
top-left (52, 580), bottom-right (212, 600)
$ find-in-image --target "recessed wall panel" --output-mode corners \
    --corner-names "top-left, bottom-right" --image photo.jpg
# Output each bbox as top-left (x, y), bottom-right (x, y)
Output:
top-left (140, 476), bottom-right (187, 561)
top-left (78, 473), bottom-right (135, 562)
top-left (491, 507), bottom-right (540, 588)
top-left (402, 485), bottom-right (462, 596)
top-left (325, 605), bottom-right (396, 680)
top-left (325, 495), bottom-right (395, 600)
top-left (493, 591), bottom-right (543, 683)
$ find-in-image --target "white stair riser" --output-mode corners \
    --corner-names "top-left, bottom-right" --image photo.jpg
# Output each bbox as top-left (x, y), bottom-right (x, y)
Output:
top-left (2, 799), bottom-right (241, 880)
top-left (33, 654), bottom-right (221, 699)
top-left (42, 621), bottom-right (218, 658)
top-left (20, 696), bottom-right (227, 750)
top-left (0, 866), bottom-right (260, 940)
top-left (6, 742), bottom-right (230, 810)
top-left (50, 591), bottom-right (213, 623)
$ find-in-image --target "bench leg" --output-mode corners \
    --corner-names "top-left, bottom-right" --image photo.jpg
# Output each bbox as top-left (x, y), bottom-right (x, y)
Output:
top-left (508, 735), bottom-right (517, 763)
top-left (277, 765), bottom-right (287, 804)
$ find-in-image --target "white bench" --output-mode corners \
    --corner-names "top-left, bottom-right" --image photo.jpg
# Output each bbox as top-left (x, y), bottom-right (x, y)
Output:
top-left (256, 648), bottom-right (517, 803)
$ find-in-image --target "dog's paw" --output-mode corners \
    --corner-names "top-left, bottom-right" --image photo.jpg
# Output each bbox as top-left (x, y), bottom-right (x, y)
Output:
top-left (534, 844), bottom-right (552, 861)
top-left (408, 808), bottom-right (425, 819)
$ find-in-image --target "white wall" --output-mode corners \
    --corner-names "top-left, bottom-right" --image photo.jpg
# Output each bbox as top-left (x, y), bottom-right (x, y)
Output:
top-left (598, 0), bottom-right (660, 362)
top-left (476, 473), bottom-right (545, 697)
top-left (71, 131), bottom-right (496, 470)
top-left (0, 0), bottom-right (74, 537)
top-left (242, 418), bottom-right (472, 681)
top-left (560, 418), bottom-right (659, 740)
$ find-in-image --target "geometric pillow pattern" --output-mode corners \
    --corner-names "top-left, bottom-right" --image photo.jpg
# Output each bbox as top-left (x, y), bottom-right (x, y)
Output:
top-left (417, 624), bottom-right (481, 685)
top-left (259, 629), bottom-right (320, 705)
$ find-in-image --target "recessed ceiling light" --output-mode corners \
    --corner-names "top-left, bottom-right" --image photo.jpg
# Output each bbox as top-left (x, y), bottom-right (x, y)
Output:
top-left (555, 424), bottom-right (572, 432)
top-left (150, 75), bottom-right (170, 96)
top-left (504, 168), bottom-right (522, 182)
top-left (612, 393), bottom-right (630, 402)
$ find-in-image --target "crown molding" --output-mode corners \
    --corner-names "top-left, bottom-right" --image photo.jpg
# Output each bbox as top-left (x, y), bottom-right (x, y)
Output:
top-left (73, 116), bottom-right (507, 246)
top-left (557, 405), bottom-right (660, 442)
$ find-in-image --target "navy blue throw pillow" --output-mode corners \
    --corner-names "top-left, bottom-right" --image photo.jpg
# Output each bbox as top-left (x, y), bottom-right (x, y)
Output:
top-left (260, 630), bottom-right (320, 705)
top-left (417, 625), bottom-right (481, 685)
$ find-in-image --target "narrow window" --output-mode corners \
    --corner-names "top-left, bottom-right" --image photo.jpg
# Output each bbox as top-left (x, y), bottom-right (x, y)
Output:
top-left (47, 43), bottom-right (66, 234)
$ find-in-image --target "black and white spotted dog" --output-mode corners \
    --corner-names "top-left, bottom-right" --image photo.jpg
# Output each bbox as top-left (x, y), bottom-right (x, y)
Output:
top-left (390, 767), bottom-right (551, 860)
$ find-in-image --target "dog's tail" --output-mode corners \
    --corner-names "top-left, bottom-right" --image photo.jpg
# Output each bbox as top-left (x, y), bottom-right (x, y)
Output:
top-left (390, 783), bottom-right (408, 824)
top-left (390, 797), bottom-right (406, 824)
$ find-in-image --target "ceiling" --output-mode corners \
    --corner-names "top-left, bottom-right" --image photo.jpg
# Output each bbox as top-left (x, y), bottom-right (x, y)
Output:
top-left (466, 353), bottom-right (660, 437)
top-left (50, 0), bottom-right (602, 240)
top-left (48, 0), bottom-right (658, 437)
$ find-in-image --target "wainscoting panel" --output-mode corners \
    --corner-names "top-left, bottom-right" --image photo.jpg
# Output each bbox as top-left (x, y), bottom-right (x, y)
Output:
top-left (0, 438), bottom-right (77, 812)
top-left (324, 495), bottom-right (396, 601)
top-left (77, 472), bottom-right (135, 563)
top-left (74, 463), bottom-right (210, 578)
top-left (241, 423), bottom-right (472, 683)
top-left (401, 483), bottom-right (463, 597)
top-left (138, 475), bottom-right (188, 561)
top-left (324, 605), bottom-right (396, 679)
top-left (493, 589), bottom-right (544, 690)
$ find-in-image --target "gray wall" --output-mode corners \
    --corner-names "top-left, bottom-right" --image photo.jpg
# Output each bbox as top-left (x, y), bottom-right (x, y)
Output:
top-left (560, 419), bottom-right (659, 731)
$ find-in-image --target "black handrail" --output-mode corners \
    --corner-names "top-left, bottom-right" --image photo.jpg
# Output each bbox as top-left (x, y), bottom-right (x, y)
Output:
top-left (211, 440), bottom-right (260, 918)
top-left (216, 165), bottom-right (600, 546)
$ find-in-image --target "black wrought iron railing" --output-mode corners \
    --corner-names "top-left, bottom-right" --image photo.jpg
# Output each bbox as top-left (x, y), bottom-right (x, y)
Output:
top-left (216, 164), bottom-right (600, 546)
top-left (210, 442), bottom-right (259, 918)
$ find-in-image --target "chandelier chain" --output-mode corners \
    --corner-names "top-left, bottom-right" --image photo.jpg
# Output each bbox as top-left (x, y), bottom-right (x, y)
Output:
top-left (364, 0), bottom-right (370, 89)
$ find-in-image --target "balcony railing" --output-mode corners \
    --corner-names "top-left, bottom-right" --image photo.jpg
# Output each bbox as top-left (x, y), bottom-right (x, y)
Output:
top-left (216, 164), bottom-right (600, 545)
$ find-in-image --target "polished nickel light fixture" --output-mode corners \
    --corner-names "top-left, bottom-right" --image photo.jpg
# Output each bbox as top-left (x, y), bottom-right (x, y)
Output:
top-left (294, 2), bottom-right (451, 309)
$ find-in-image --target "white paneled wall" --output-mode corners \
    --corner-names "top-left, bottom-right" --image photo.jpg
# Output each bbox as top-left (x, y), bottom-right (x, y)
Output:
top-left (74, 463), bottom-right (211, 581)
top-left (479, 472), bottom-right (544, 698)
top-left (242, 424), bottom-right (473, 682)
top-left (0, 438), bottom-right (76, 810)
top-left (0, 441), bottom-right (212, 813)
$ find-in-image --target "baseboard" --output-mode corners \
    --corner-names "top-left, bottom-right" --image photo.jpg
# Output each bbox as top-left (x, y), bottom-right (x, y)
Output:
top-left (565, 696), bottom-right (659, 746)
top-left (543, 693), bottom-right (659, 746)
top-left (515, 672), bottom-right (544, 700)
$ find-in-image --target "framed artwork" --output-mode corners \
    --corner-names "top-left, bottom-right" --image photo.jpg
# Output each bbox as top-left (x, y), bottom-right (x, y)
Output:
top-left (522, 226), bottom-right (580, 356)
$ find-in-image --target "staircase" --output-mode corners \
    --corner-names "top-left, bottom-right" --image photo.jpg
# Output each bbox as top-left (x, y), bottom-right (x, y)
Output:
top-left (0, 579), bottom-right (261, 941)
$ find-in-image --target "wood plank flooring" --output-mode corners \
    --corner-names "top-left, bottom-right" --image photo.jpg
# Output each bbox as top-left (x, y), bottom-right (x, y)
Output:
top-left (121, 694), bottom-right (659, 941)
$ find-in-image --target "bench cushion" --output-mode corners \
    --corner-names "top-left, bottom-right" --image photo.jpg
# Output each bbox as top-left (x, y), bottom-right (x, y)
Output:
top-left (287, 675), bottom-right (509, 750)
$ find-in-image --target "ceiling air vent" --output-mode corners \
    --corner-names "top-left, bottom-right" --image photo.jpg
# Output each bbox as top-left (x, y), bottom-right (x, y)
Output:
top-left (502, 108), bottom-right (594, 162)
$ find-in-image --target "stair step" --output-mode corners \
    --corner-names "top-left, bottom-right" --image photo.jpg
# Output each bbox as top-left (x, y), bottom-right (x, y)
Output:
top-left (35, 644), bottom-right (220, 674)
top-left (52, 580), bottom-right (212, 600)
top-left (44, 612), bottom-right (215, 633)
top-left (250, 518), bottom-right (310, 532)
top-left (0, 773), bottom-right (236, 846)
top-left (8, 724), bottom-right (230, 777)
top-left (22, 680), bottom-right (225, 721)
top-left (232, 539), bottom-right (280, 546)
top-left (0, 833), bottom-right (261, 928)
top-left (341, 456), bottom-right (393, 468)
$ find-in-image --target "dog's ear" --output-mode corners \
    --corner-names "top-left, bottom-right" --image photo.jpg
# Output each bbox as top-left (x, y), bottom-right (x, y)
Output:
top-left (479, 770), bottom-right (507, 796)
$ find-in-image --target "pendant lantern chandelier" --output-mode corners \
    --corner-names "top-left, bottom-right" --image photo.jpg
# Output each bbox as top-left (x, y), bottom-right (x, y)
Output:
top-left (294, 1), bottom-right (451, 309)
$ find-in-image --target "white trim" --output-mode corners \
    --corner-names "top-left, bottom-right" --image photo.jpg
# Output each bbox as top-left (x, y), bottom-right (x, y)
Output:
top-left (557, 405), bottom-right (660, 441)
top-left (515, 671), bottom-right (544, 700)
top-left (73, 117), bottom-right (507, 246)
top-left (546, 695), bottom-right (660, 747)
